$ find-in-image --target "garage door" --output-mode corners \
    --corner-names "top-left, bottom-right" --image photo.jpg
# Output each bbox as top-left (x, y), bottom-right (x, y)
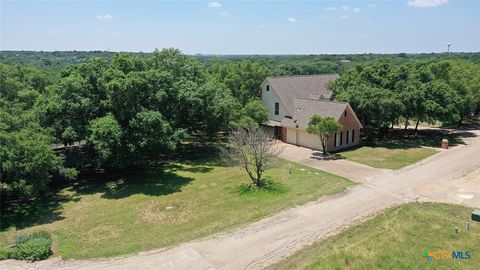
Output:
top-left (286, 128), bottom-right (297, 144)
top-left (297, 130), bottom-right (322, 150)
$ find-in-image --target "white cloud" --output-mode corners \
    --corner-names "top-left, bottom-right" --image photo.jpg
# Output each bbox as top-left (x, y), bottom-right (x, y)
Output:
top-left (326, 6), bottom-right (337, 11)
top-left (256, 24), bottom-right (265, 29)
top-left (353, 7), bottom-right (361, 12)
top-left (362, 34), bottom-right (370, 38)
top-left (208, 1), bottom-right (221, 8)
top-left (48, 30), bottom-right (62, 37)
top-left (96, 14), bottom-right (112, 20)
top-left (342, 5), bottom-right (350, 10)
top-left (339, 15), bottom-right (349, 20)
top-left (220, 11), bottom-right (228, 16)
top-left (368, 3), bottom-right (377, 8)
top-left (288, 17), bottom-right (298, 22)
top-left (407, 0), bottom-right (448, 8)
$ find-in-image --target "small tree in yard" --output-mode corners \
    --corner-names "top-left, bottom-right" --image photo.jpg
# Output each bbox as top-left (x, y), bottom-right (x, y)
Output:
top-left (306, 114), bottom-right (342, 156)
top-left (221, 127), bottom-right (281, 188)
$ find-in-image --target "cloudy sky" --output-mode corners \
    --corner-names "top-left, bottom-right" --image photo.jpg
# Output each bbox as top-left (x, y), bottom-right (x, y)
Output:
top-left (1, 0), bottom-right (479, 54)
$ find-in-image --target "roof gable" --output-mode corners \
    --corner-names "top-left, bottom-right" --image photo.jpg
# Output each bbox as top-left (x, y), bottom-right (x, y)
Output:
top-left (282, 98), bottom-right (348, 129)
top-left (266, 74), bottom-right (338, 113)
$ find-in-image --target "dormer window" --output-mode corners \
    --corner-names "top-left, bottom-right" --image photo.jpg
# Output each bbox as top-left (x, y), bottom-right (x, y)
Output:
top-left (266, 85), bottom-right (270, 91)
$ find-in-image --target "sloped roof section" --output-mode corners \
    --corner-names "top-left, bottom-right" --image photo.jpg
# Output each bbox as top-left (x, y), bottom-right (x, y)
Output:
top-left (266, 74), bottom-right (339, 113)
top-left (292, 98), bottom-right (348, 129)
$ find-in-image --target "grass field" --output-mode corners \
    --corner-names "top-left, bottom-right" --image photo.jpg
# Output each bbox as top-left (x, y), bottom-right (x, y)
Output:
top-left (339, 146), bottom-right (438, 169)
top-left (269, 203), bottom-right (480, 270)
top-left (0, 158), bottom-right (353, 259)
top-left (336, 128), bottom-right (461, 169)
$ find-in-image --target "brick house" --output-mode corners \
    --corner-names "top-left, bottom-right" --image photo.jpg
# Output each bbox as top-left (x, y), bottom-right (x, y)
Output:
top-left (260, 74), bottom-right (362, 152)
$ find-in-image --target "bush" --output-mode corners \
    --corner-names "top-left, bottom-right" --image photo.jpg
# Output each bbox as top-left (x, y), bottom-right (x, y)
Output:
top-left (9, 231), bottom-right (53, 261)
top-left (0, 247), bottom-right (11, 260)
top-left (11, 238), bottom-right (52, 261)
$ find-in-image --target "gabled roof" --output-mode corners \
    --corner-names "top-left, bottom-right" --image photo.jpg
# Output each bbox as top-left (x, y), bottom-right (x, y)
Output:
top-left (281, 98), bottom-right (349, 129)
top-left (265, 74), bottom-right (339, 114)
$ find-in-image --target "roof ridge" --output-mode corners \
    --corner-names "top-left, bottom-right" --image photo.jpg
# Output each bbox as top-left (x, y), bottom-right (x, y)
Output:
top-left (267, 74), bottom-right (339, 79)
top-left (294, 97), bottom-right (348, 105)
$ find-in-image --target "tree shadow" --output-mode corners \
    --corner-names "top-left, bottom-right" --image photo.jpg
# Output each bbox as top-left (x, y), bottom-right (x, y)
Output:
top-left (70, 160), bottom-right (216, 199)
top-left (1, 158), bottom-right (216, 231)
top-left (310, 152), bottom-right (345, 161)
top-left (366, 128), bottom-right (475, 150)
top-left (0, 193), bottom-right (80, 231)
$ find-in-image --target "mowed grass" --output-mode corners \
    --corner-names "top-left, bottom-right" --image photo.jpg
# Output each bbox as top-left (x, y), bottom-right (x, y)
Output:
top-left (0, 158), bottom-right (354, 259)
top-left (339, 146), bottom-right (438, 169)
top-left (269, 203), bottom-right (480, 270)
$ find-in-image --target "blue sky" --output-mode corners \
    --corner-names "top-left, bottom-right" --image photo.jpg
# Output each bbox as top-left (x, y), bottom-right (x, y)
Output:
top-left (1, 0), bottom-right (479, 54)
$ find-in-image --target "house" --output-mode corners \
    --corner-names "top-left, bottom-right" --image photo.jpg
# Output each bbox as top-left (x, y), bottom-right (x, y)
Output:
top-left (261, 74), bottom-right (362, 152)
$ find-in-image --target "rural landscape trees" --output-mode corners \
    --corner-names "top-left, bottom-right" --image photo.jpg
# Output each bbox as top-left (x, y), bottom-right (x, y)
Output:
top-left (1, 49), bottom-right (479, 208)
top-left (329, 59), bottom-right (480, 133)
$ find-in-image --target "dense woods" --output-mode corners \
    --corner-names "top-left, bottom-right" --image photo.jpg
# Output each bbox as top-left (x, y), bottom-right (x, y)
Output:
top-left (1, 49), bottom-right (480, 203)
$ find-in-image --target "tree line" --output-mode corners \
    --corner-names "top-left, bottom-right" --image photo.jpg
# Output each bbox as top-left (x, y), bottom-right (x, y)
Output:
top-left (1, 49), bottom-right (479, 202)
top-left (0, 49), bottom-right (268, 201)
top-left (329, 58), bottom-right (480, 134)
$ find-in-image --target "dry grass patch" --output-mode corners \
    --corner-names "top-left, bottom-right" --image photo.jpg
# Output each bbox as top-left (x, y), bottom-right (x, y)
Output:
top-left (0, 158), bottom-right (353, 259)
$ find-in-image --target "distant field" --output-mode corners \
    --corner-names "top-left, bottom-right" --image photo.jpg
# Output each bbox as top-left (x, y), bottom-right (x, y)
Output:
top-left (0, 158), bottom-right (353, 259)
top-left (269, 203), bottom-right (480, 270)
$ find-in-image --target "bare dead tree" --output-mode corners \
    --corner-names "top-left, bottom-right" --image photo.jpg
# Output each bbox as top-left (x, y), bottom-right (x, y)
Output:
top-left (221, 127), bottom-right (281, 188)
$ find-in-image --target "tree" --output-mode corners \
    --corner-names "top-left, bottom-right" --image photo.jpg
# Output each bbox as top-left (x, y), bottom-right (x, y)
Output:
top-left (306, 115), bottom-right (342, 155)
top-left (0, 127), bottom-right (77, 198)
top-left (88, 114), bottom-right (123, 168)
top-left (244, 99), bottom-right (269, 125)
top-left (221, 128), bottom-right (281, 188)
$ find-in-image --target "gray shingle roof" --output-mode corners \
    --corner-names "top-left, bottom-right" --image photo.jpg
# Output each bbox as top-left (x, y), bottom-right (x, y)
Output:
top-left (282, 98), bottom-right (348, 129)
top-left (266, 74), bottom-right (339, 114)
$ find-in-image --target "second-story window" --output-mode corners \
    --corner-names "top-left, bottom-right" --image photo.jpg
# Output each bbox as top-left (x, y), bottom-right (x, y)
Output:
top-left (275, 102), bottom-right (279, 115)
top-left (266, 85), bottom-right (270, 91)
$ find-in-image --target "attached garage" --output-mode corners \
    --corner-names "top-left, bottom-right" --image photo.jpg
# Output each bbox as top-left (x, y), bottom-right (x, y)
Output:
top-left (297, 130), bottom-right (322, 150)
top-left (285, 128), bottom-right (297, 145)
top-left (285, 128), bottom-right (323, 151)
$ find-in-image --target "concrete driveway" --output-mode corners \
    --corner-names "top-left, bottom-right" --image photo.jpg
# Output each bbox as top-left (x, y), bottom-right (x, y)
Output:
top-left (277, 142), bottom-right (390, 182)
top-left (3, 130), bottom-right (480, 270)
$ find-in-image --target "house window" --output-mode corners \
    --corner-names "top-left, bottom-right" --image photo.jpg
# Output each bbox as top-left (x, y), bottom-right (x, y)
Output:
top-left (275, 102), bottom-right (279, 115)
top-left (352, 129), bottom-right (355, 143)
top-left (344, 110), bottom-right (347, 117)
top-left (335, 132), bottom-right (341, 147)
top-left (346, 130), bottom-right (350, 144)
top-left (340, 132), bottom-right (343, 146)
top-left (266, 85), bottom-right (270, 91)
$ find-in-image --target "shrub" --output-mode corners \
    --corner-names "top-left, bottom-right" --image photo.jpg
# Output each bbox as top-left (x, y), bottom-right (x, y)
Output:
top-left (14, 232), bottom-right (32, 246)
top-left (11, 238), bottom-right (52, 261)
top-left (10, 231), bottom-right (53, 261)
top-left (0, 247), bottom-right (11, 260)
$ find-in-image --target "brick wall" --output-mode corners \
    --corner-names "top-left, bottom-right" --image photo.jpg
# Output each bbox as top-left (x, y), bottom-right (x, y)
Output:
top-left (326, 105), bottom-right (362, 152)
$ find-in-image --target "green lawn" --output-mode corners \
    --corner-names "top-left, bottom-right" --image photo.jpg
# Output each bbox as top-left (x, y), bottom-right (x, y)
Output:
top-left (269, 203), bottom-right (480, 270)
top-left (339, 146), bottom-right (438, 169)
top-left (0, 158), bottom-right (354, 259)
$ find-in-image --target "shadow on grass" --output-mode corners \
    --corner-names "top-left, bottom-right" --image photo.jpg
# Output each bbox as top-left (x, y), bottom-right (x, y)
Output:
top-left (71, 161), bottom-right (218, 199)
top-left (236, 178), bottom-right (288, 196)
top-left (0, 193), bottom-right (80, 231)
top-left (0, 157), bottom-right (219, 231)
top-left (357, 128), bottom-right (475, 151)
